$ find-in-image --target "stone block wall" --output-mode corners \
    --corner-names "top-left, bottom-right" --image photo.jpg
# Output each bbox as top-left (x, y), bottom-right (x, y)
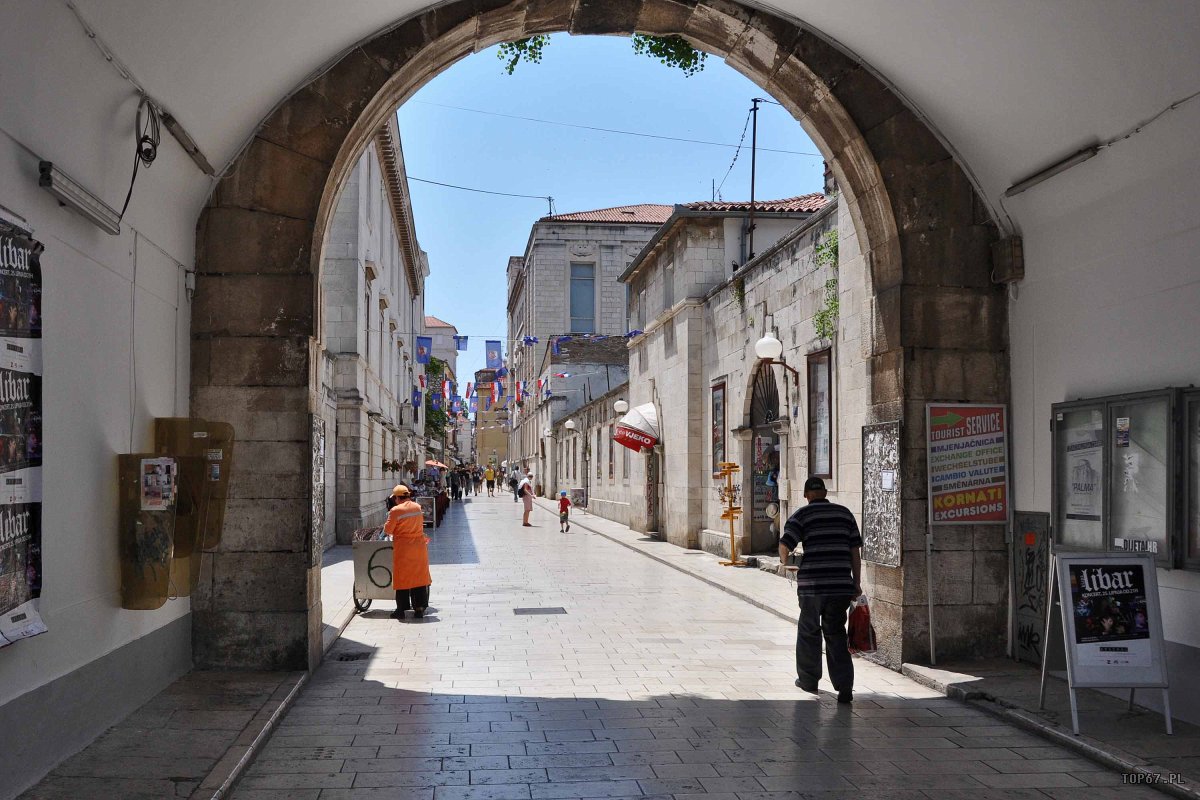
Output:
top-left (193, 0), bottom-right (1007, 672)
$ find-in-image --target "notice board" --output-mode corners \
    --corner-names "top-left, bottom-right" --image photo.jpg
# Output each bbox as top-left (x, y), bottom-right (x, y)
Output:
top-left (862, 421), bottom-right (901, 566)
top-left (926, 403), bottom-right (1009, 525)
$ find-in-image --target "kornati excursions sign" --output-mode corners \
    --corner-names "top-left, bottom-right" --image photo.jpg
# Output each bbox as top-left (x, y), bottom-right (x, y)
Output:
top-left (926, 403), bottom-right (1009, 525)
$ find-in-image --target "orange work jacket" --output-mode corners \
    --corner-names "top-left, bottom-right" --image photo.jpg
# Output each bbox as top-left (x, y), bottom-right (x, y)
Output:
top-left (384, 500), bottom-right (431, 590)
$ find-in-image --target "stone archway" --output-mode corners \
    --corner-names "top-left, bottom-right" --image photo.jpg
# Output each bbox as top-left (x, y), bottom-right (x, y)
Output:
top-left (192, 0), bottom-right (1007, 671)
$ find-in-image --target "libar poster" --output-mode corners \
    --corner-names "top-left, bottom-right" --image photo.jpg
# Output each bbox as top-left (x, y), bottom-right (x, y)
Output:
top-left (0, 221), bottom-right (45, 648)
top-left (1069, 561), bottom-right (1151, 667)
top-left (926, 404), bottom-right (1009, 525)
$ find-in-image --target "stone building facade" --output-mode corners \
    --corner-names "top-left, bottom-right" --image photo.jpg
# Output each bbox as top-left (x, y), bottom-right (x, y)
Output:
top-left (507, 205), bottom-right (670, 472)
top-left (423, 315), bottom-right (463, 464)
top-left (473, 368), bottom-right (511, 469)
top-left (526, 338), bottom-right (630, 504)
top-left (319, 117), bottom-right (428, 546)
top-left (619, 196), bottom-right (830, 544)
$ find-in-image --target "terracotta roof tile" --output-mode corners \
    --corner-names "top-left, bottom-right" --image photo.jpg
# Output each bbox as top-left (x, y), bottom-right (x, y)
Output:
top-left (541, 204), bottom-right (674, 224)
top-left (424, 315), bottom-right (455, 329)
top-left (683, 193), bottom-right (828, 213)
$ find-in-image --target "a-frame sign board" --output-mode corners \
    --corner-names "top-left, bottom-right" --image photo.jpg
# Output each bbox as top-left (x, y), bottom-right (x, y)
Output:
top-left (1039, 551), bottom-right (1172, 735)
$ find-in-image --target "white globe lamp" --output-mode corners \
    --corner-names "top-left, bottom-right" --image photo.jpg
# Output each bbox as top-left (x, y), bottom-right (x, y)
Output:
top-left (564, 419), bottom-right (576, 430)
top-left (614, 399), bottom-right (629, 414)
top-left (755, 334), bottom-right (784, 361)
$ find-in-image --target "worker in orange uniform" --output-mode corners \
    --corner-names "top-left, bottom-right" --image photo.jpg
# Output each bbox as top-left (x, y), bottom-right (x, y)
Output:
top-left (385, 484), bottom-right (432, 620)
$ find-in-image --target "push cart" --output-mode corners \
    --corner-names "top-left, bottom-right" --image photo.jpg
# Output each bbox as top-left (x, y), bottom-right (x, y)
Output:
top-left (351, 535), bottom-right (394, 613)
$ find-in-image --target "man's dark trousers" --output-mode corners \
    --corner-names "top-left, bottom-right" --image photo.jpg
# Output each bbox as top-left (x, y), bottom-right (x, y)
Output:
top-left (796, 594), bottom-right (854, 691)
top-left (395, 586), bottom-right (430, 611)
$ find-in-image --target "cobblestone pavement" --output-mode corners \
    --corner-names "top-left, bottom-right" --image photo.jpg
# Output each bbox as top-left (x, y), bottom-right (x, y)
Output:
top-left (233, 496), bottom-right (1153, 800)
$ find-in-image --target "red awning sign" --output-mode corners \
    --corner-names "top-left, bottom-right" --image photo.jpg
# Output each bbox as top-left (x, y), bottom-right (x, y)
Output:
top-left (614, 425), bottom-right (656, 452)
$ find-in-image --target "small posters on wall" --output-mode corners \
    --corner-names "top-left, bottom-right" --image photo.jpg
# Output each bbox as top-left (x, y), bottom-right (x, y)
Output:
top-left (140, 458), bottom-right (176, 511)
top-left (0, 221), bottom-right (44, 648)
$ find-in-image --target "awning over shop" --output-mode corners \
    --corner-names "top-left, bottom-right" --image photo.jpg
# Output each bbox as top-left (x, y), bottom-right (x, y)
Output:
top-left (614, 403), bottom-right (659, 452)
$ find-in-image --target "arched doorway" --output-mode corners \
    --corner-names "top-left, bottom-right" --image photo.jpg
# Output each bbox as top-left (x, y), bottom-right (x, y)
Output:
top-left (748, 364), bottom-right (782, 553)
top-left (191, 0), bottom-right (1008, 670)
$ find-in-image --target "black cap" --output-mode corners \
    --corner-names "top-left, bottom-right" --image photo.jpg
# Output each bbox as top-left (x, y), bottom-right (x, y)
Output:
top-left (803, 476), bottom-right (826, 492)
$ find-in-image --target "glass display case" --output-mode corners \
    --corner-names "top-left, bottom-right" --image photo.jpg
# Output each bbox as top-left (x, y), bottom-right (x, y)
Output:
top-left (1051, 390), bottom-right (1175, 567)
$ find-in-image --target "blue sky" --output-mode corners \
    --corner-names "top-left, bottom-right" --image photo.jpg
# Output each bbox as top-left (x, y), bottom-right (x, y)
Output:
top-left (396, 33), bottom-right (825, 380)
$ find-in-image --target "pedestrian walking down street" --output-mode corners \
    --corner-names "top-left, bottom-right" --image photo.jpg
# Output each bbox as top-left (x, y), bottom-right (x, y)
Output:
top-left (509, 470), bottom-right (520, 503)
top-left (473, 468), bottom-right (482, 495)
top-left (519, 472), bottom-right (535, 526)
top-left (484, 465), bottom-right (496, 496)
top-left (558, 490), bottom-right (572, 532)
top-left (778, 476), bottom-right (862, 704)
top-left (384, 485), bottom-right (432, 620)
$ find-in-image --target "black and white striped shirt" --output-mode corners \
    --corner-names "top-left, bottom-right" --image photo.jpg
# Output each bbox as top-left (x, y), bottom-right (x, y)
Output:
top-left (780, 499), bottom-right (862, 596)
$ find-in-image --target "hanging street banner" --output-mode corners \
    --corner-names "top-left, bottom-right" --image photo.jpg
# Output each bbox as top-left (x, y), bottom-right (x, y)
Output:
top-left (485, 340), bottom-right (502, 369)
top-left (926, 403), bottom-right (1009, 525)
top-left (415, 336), bottom-right (432, 364)
top-left (0, 221), bottom-right (45, 648)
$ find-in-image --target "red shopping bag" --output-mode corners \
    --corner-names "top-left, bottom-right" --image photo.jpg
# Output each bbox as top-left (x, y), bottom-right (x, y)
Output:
top-left (847, 595), bottom-right (877, 654)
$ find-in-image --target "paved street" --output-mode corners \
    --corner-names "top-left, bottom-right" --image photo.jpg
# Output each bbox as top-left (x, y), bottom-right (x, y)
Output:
top-left (234, 496), bottom-right (1149, 800)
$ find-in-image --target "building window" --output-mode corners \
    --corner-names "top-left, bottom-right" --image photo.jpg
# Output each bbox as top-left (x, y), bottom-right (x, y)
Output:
top-left (569, 262), bottom-right (595, 333)
top-left (596, 429), bottom-right (602, 479)
top-left (608, 425), bottom-right (615, 480)
top-left (663, 259), bottom-right (674, 311)
top-left (622, 437), bottom-right (631, 479)
top-left (808, 349), bottom-right (833, 477)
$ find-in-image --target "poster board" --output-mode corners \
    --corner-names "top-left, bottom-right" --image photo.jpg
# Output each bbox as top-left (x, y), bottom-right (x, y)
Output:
top-left (569, 487), bottom-right (587, 510)
top-left (1044, 551), bottom-right (1171, 733)
top-left (0, 221), bottom-right (44, 647)
top-left (416, 496), bottom-right (436, 528)
top-left (926, 403), bottom-right (1009, 526)
top-left (861, 421), bottom-right (901, 567)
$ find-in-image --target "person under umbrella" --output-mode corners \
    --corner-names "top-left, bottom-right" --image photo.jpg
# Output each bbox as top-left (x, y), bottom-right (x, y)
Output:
top-left (385, 484), bottom-right (432, 620)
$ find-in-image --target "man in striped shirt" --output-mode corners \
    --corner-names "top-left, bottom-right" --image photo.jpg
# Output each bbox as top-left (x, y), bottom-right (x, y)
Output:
top-left (778, 476), bottom-right (863, 703)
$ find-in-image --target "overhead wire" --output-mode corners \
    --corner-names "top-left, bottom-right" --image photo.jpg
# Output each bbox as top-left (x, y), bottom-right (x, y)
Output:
top-left (411, 100), bottom-right (822, 157)
top-left (715, 108), bottom-right (753, 200)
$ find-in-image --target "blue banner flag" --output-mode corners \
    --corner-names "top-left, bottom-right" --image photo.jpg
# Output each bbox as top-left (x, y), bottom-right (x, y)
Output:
top-left (416, 336), bottom-right (433, 364)
top-left (453, 335), bottom-right (468, 351)
top-left (469, 397), bottom-right (478, 414)
top-left (485, 340), bottom-right (502, 369)
top-left (552, 336), bottom-right (571, 356)
top-left (431, 394), bottom-right (442, 411)
top-left (412, 389), bottom-right (422, 407)
top-left (452, 396), bottom-right (462, 414)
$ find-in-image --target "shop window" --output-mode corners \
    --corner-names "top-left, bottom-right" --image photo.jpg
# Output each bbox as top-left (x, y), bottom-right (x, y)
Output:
top-left (608, 425), bottom-right (615, 480)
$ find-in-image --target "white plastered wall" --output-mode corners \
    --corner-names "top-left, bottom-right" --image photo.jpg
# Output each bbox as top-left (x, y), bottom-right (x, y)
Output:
top-left (0, 3), bottom-right (204, 710)
top-left (1008, 90), bottom-right (1200, 718)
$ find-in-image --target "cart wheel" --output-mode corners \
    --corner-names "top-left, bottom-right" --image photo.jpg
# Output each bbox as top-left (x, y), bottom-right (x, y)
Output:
top-left (352, 587), bottom-right (372, 613)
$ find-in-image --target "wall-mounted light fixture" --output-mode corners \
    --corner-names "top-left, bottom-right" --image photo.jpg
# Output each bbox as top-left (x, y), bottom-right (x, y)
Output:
top-left (754, 333), bottom-right (800, 387)
top-left (1003, 145), bottom-right (1100, 198)
top-left (614, 399), bottom-right (629, 415)
top-left (38, 161), bottom-right (121, 235)
top-left (564, 419), bottom-right (576, 431)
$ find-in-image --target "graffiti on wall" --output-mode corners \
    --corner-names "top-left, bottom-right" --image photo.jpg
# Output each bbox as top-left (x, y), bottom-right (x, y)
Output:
top-left (862, 421), bottom-right (901, 567)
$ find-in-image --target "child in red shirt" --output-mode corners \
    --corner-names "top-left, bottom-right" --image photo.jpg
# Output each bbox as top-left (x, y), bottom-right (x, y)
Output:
top-left (558, 491), bottom-right (572, 532)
